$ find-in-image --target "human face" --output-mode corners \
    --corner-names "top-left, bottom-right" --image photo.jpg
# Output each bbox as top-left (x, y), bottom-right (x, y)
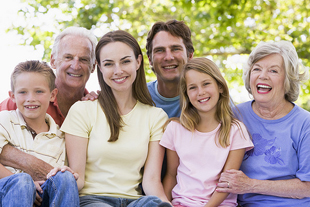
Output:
top-left (9, 72), bottom-right (57, 124)
top-left (250, 54), bottom-right (286, 106)
top-left (186, 70), bottom-right (222, 117)
top-left (98, 41), bottom-right (141, 96)
top-left (51, 35), bottom-right (94, 90)
top-left (149, 31), bottom-right (191, 84)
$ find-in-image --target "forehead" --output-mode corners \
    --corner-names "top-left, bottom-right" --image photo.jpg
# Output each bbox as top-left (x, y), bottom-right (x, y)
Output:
top-left (185, 70), bottom-right (214, 83)
top-left (254, 53), bottom-right (284, 68)
top-left (58, 35), bottom-right (92, 56)
top-left (14, 72), bottom-right (49, 87)
top-left (99, 41), bottom-right (134, 59)
top-left (152, 31), bottom-right (185, 49)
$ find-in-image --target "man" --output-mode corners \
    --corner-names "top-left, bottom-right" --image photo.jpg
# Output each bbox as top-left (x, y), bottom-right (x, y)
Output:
top-left (0, 26), bottom-right (97, 181)
top-left (146, 19), bottom-right (194, 118)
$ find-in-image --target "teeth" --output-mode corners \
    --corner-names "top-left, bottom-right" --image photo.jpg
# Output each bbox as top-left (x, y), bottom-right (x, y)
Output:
top-left (199, 98), bottom-right (210, 102)
top-left (68, 73), bottom-right (81, 77)
top-left (163, 66), bottom-right (176, 69)
top-left (114, 77), bottom-right (126, 82)
top-left (257, 85), bottom-right (271, 89)
top-left (25, 106), bottom-right (39, 109)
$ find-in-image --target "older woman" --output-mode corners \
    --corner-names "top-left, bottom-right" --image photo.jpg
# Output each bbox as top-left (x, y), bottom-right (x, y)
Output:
top-left (217, 41), bottom-right (310, 206)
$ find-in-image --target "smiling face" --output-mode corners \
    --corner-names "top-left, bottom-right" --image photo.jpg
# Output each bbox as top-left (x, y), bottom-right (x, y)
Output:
top-left (185, 70), bottom-right (222, 118)
top-left (149, 31), bottom-right (191, 84)
top-left (51, 35), bottom-right (94, 90)
top-left (98, 41), bottom-right (141, 96)
top-left (9, 72), bottom-right (57, 124)
top-left (250, 53), bottom-right (286, 105)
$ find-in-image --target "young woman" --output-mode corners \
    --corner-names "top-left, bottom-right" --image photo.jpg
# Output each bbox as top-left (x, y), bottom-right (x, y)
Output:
top-left (56, 30), bottom-right (171, 207)
top-left (160, 57), bottom-right (253, 207)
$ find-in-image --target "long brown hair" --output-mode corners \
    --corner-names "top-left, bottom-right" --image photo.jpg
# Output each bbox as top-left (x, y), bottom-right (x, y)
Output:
top-left (95, 30), bottom-right (154, 142)
top-left (180, 57), bottom-right (242, 147)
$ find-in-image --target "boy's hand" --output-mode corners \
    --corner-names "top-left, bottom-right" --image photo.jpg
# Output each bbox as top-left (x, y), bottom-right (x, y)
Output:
top-left (47, 166), bottom-right (79, 180)
top-left (34, 180), bottom-right (44, 206)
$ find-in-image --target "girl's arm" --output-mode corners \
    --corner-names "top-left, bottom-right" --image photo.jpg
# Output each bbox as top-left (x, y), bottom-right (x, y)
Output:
top-left (64, 133), bottom-right (88, 191)
top-left (163, 149), bottom-right (179, 201)
top-left (142, 141), bottom-right (170, 202)
top-left (205, 148), bottom-right (246, 207)
top-left (217, 170), bottom-right (310, 199)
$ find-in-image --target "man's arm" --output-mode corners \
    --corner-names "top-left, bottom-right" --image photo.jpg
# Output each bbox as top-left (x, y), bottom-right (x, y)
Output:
top-left (0, 144), bottom-right (53, 181)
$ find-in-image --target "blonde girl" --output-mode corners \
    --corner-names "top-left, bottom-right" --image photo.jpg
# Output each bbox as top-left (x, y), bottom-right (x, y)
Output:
top-left (160, 57), bottom-right (253, 207)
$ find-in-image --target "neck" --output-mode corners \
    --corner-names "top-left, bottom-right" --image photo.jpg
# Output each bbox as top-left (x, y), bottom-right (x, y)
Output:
top-left (157, 80), bottom-right (179, 98)
top-left (196, 112), bottom-right (219, 133)
top-left (113, 90), bottom-right (136, 115)
top-left (25, 117), bottom-right (49, 135)
top-left (252, 100), bottom-right (293, 120)
top-left (55, 82), bottom-right (85, 117)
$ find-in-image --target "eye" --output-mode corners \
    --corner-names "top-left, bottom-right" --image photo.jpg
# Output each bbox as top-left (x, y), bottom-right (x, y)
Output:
top-left (65, 55), bottom-right (73, 60)
top-left (188, 86), bottom-right (196, 90)
top-left (18, 91), bottom-right (26, 94)
top-left (80, 58), bottom-right (90, 63)
top-left (36, 90), bottom-right (44, 93)
top-left (203, 82), bottom-right (210, 86)
top-left (154, 48), bottom-right (164, 53)
top-left (252, 67), bottom-right (260, 72)
top-left (103, 62), bottom-right (113, 67)
top-left (122, 59), bottom-right (131, 64)
top-left (270, 69), bottom-right (278, 73)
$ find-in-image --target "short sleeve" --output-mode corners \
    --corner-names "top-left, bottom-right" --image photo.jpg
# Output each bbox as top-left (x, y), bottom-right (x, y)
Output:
top-left (159, 121), bottom-right (177, 151)
top-left (61, 100), bottom-right (97, 138)
top-left (0, 112), bottom-right (10, 153)
top-left (296, 123), bottom-right (310, 181)
top-left (149, 108), bottom-right (168, 142)
top-left (230, 121), bottom-right (254, 151)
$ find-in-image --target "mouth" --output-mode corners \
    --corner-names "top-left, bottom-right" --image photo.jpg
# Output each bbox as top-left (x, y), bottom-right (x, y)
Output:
top-left (198, 97), bottom-right (210, 103)
top-left (162, 65), bottom-right (178, 70)
top-left (113, 77), bottom-right (127, 83)
top-left (67, 73), bottom-right (82, 77)
top-left (25, 105), bottom-right (39, 109)
top-left (257, 84), bottom-right (272, 93)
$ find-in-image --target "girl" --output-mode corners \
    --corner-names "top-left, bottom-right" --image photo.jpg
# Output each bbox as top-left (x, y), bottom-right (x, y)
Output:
top-left (160, 57), bottom-right (253, 207)
top-left (52, 30), bottom-right (171, 206)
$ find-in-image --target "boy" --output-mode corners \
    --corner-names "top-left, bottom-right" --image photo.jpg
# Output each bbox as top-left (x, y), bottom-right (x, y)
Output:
top-left (0, 60), bottom-right (79, 206)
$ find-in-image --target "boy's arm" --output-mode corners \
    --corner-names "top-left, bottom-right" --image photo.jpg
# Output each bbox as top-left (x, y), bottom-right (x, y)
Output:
top-left (163, 149), bottom-right (179, 201)
top-left (205, 148), bottom-right (245, 207)
top-left (0, 144), bottom-right (53, 181)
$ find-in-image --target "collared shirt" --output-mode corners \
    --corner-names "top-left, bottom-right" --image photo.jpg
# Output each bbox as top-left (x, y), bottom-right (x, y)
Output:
top-left (0, 109), bottom-right (65, 174)
top-left (0, 89), bottom-right (88, 127)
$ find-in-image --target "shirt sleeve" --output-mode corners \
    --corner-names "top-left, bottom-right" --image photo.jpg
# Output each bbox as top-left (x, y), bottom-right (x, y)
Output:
top-left (60, 101), bottom-right (96, 138)
top-left (230, 121), bottom-right (254, 151)
top-left (0, 112), bottom-right (12, 153)
top-left (159, 121), bottom-right (177, 151)
top-left (296, 121), bottom-right (310, 181)
top-left (0, 98), bottom-right (17, 111)
top-left (149, 107), bottom-right (168, 142)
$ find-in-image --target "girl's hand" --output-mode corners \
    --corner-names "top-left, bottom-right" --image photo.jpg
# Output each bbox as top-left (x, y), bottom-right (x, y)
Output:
top-left (34, 180), bottom-right (44, 206)
top-left (46, 166), bottom-right (79, 180)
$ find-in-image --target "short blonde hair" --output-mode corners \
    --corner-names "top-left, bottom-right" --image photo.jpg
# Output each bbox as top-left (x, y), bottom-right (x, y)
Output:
top-left (243, 41), bottom-right (308, 102)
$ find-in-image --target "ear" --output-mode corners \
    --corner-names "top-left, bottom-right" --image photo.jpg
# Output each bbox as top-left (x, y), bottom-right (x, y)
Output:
top-left (90, 63), bottom-right (96, 73)
top-left (188, 52), bottom-right (194, 60)
top-left (9, 91), bottom-right (16, 103)
top-left (218, 85), bottom-right (224, 94)
top-left (136, 55), bottom-right (142, 70)
top-left (50, 54), bottom-right (56, 69)
top-left (50, 88), bottom-right (58, 102)
top-left (148, 55), bottom-right (153, 67)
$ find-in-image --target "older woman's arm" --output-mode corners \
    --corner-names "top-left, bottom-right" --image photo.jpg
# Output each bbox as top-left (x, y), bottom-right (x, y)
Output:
top-left (142, 141), bottom-right (170, 203)
top-left (217, 169), bottom-right (310, 199)
top-left (64, 133), bottom-right (88, 191)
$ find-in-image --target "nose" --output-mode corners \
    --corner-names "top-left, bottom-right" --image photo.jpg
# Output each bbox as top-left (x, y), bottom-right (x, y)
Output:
top-left (26, 92), bottom-right (35, 102)
top-left (114, 64), bottom-right (123, 75)
top-left (71, 57), bottom-right (81, 70)
top-left (164, 49), bottom-right (174, 61)
top-left (258, 69), bottom-right (268, 80)
top-left (198, 87), bottom-right (206, 96)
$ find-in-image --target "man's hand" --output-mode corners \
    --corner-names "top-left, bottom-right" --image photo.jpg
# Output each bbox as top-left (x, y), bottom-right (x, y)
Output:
top-left (81, 90), bottom-right (100, 101)
top-left (0, 144), bottom-right (53, 181)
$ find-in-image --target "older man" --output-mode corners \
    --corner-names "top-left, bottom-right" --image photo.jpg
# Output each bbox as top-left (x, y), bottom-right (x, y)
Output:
top-left (0, 26), bottom-right (97, 181)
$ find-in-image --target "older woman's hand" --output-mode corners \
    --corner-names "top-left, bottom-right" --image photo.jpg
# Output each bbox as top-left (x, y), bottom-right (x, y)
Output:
top-left (216, 169), bottom-right (254, 194)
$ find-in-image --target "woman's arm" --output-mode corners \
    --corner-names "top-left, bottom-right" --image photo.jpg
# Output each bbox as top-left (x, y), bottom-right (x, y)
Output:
top-left (142, 141), bottom-right (170, 202)
top-left (162, 149), bottom-right (179, 201)
top-left (205, 148), bottom-right (246, 207)
top-left (217, 170), bottom-right (310, 199)
top-left (65, 133), bottom-right (88, 191)
top-left (0, 163), bottom-right (13, 179)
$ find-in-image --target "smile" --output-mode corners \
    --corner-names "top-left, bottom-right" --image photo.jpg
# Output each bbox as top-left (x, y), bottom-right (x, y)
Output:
top-left (25, 106), bottom-right (39, 109)
top-left (68, 73), bottom-right (82, 77)
top-left (257, 84), bottom-right (272, 93)
top-left (114, 77), bottom-right (127, 82)
top-left (198, 97), bottom-right (210, 103)
top-left (163, 65), bottom-right (177, 69)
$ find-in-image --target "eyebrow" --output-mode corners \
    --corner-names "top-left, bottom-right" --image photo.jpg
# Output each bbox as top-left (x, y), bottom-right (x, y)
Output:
top-left (253, 63), bottom-right (281, 68)
top-left (102, 55), bottom-right (131, 63)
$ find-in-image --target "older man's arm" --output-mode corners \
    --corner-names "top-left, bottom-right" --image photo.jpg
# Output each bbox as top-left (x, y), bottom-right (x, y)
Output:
top-left (0, 144), bottom-right (53, 181)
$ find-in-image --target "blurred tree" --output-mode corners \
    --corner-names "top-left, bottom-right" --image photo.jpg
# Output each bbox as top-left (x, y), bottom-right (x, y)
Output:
top-left (9, 0), bottom-right (310, 108)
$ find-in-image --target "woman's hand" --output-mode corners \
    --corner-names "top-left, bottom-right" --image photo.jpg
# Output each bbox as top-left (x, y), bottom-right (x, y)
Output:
top-left (216, 169), bottom-right (253, 194)
top-left (46, 166), bottom-right (79, 180)
top-left (34, 180), bottom-right (44, 206)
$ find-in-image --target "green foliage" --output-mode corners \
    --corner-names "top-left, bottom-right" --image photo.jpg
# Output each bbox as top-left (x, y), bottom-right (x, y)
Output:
top-left (9, 0), bottom-right (310, 110)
